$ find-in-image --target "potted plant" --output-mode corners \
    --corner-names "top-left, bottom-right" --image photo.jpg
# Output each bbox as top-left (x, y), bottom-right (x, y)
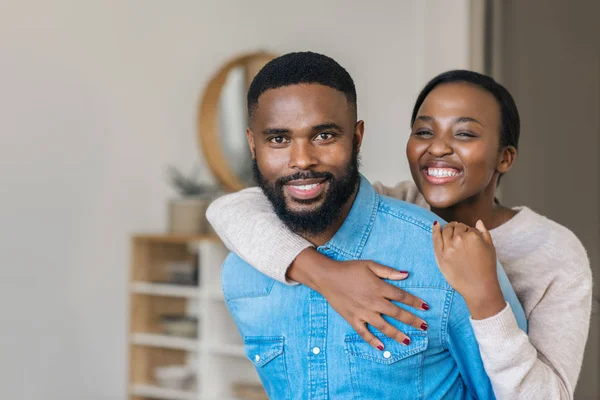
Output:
top-left (166, 164), bottom-right (219, 234)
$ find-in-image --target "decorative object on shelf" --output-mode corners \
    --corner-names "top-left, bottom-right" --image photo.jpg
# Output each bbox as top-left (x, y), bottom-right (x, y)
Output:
top-left (160, 315), bottom-right (198, 338)
top-left (197, 51), bottom-right (277, 192)
top-left (166, 260), bottom-right (198, 286)
top-left (166, 164), bottom-right (219, 235)
top-left (154, 364), bottom-right (196, 391)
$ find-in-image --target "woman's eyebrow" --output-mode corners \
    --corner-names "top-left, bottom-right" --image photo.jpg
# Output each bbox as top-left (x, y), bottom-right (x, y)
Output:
top-left (454, 116), bottom-right (484, 127)
top-left (415, 115), bottom-right (434, 123)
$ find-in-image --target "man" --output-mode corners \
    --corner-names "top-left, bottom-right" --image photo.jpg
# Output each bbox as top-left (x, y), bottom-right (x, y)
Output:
top-left (219, 52), bottom-right (517, 399)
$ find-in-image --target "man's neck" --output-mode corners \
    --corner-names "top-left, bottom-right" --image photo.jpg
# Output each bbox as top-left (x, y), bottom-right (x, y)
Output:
top-left (301, 183), bottom-right (359, 247)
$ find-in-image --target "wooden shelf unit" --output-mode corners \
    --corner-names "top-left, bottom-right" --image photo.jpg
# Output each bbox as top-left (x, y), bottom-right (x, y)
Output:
top-left (127, 234), bottom-right (261, 400)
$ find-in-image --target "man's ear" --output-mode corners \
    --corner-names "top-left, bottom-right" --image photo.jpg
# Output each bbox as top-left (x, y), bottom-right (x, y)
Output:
top-left (497, 146), bottom-right (517, 174)
top-left (246, 128), bottom-right (256, 159)
top-left (354, 120), bottom-right (365, 151)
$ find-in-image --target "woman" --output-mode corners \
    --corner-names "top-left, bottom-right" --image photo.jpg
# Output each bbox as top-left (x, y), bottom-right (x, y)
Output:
top-left (207, 70), bottom-right (591, 399)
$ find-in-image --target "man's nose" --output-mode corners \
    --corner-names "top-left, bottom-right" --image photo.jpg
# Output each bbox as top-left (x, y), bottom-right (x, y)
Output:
top-left (288, 142), bottom-right (318, 170)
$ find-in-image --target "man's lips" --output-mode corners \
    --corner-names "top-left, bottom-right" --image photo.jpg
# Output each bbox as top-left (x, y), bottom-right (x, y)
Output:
top-left (284, 178), bottom-right (327, 200)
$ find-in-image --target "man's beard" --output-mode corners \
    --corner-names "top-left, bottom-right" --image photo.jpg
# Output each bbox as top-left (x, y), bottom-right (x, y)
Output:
top-left (253, 145), bottom-right (360, 236)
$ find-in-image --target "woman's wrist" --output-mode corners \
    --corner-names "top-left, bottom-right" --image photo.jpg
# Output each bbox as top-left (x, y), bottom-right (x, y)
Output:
top-left (464, 283), bottom-right (506, 320)
top-left (286, 247), bottom-right (332, 292)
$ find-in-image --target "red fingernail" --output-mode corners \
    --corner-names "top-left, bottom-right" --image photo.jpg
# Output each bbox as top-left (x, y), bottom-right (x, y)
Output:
top-left (377, 344), bottom-right (384, 351)
top-left (403, 338), bottom-right (411, 345)
top-left (421, 322), bottom-right (428, 331)
top-left (398, 270), bottom-right (409, 274)
top-left (422, 303), bottom-right (430, 311)
top-left (433, 221), bottom-right (438, 226)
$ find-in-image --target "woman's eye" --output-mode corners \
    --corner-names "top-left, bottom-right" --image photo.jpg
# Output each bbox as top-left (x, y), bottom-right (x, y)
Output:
top-left (414, 130), bottom-right (433, 138)
top-left (456, 132), bottom-right (476, 138)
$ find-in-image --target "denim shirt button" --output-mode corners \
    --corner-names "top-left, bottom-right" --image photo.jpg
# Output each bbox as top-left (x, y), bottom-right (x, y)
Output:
top-left (312, 346), bottom-right (321, 355)
top-left (383, 351), bottom-right (392, 359)
top-left (254, 354), bottom-right (261, 362)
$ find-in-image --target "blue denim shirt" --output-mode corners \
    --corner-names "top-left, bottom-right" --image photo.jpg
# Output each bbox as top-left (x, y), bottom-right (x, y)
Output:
top-left (222, 177), bottom-right (527, 400)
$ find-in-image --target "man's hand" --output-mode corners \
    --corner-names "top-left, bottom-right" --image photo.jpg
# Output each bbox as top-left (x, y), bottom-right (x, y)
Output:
top-left (432, 220), bottom-right (506, 320)
top-left (288, 248), bottom-right (429, 350)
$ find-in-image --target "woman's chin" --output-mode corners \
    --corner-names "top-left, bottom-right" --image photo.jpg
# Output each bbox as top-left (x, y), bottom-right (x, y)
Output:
top-left (422, 192), bottom-right (459, 210)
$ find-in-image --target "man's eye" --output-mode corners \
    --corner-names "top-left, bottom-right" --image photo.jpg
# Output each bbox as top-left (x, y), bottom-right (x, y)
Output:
top-left (315, 133), bottom-right (334, 141)
top-left (269, 136), bottom-right (287, 144)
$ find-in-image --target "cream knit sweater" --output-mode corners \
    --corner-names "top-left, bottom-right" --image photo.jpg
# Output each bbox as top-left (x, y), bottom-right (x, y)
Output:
top-left (206, 181), bottom-right (592, 399)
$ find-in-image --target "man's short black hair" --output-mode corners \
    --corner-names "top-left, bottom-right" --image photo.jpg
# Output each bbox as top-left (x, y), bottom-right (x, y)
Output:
top-left (247, 51), bottom-right (357, 119)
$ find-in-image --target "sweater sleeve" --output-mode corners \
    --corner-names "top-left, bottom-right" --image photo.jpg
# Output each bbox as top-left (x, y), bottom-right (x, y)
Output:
top-left (372, 180), bottom-right (430, 209)
top-left (470, 269), bottom-right (592, 400)
top-left (205, 187), bottom-right (312, 284)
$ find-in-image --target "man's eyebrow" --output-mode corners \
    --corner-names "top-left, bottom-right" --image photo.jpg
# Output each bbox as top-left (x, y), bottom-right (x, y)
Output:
top-left (261, 128), bottom-right (290, 135)
top-left (454, 116), bottom-right (484, 127)
top-left (312, 123), bottom-right (344, 132)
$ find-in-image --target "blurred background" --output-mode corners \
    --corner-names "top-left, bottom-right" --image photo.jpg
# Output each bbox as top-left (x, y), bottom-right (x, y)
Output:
top-left (0, 0), bottom-right (598, 399)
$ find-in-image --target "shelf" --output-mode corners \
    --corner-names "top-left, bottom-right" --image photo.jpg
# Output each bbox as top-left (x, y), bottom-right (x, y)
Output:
top-left (131, 282), bottom-right (201, 298)
top-left (202, 290), bottom-right (225, 302)
top-left (133, 233), bottom-right (220, 244)
top-left (203, 343), bottom-right (246, 358)
top-left (130, 383), bottom-right (197, 400)
top-left (131, 333), bottom-right (198, 351)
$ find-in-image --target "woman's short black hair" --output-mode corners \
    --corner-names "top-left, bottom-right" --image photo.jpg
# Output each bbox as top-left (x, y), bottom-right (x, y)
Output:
top-left (411, 70), bottom-right (520, 151)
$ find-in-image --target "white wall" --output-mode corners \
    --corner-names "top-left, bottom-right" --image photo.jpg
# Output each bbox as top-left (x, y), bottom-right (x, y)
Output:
top-left (0, 1), bottom-right (472, 398)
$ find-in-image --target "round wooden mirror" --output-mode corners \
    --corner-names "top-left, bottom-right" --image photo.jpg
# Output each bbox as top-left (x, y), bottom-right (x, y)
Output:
top-left (197, 52), bottom-right (277, 192)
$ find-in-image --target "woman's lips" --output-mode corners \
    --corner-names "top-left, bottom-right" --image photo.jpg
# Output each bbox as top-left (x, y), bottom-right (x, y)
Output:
top-left (284, 179), bottom-right (327, 200)
top-left (422, 167), bottom-right (463, 184)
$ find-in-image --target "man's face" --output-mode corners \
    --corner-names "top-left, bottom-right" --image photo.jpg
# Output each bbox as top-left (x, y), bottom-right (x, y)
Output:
top-left (248, 83), bottom-right (364, 235)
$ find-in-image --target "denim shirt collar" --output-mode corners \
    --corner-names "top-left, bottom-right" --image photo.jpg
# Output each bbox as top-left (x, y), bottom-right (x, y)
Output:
top-left (319, 175), bottom-right (379, 259)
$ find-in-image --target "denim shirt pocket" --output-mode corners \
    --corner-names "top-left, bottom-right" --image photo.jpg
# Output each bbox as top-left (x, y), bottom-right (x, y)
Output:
top-left (244, 336), bottom-right (291, 400)
top-left (345, 331), bottom-right (428, 399)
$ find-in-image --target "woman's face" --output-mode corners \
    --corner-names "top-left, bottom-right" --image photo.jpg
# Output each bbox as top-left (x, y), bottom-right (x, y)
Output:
top-left (406, 82), bottom-right (507, 209)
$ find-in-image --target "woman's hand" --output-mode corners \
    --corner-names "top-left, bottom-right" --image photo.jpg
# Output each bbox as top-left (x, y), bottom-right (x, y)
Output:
top-left (432, 220), bottom-right (506, 320)
top-left (287, 248), bottom-right (430, 350)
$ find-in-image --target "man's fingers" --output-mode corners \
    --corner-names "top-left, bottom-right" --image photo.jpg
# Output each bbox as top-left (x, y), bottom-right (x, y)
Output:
top-left (355, 321), bottom-right (385, 351)
top-left (368, 262), bottom-right (409, 281)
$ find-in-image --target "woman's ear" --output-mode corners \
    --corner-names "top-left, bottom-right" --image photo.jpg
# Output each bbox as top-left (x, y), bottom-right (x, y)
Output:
top-left (497, 146), bottom-right (517, 174)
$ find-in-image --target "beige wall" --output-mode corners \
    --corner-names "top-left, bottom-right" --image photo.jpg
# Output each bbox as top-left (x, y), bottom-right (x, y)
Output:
top-left (0, 1), bottom-right (473, 398)
top-left (496, 0), bottom-right (600, 398)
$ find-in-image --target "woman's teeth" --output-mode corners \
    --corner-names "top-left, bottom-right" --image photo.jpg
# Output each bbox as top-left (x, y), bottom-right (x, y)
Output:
top-left (293, 183), bottom-right (319, 191)
top-left (427, 168), bottom-right (460, 178)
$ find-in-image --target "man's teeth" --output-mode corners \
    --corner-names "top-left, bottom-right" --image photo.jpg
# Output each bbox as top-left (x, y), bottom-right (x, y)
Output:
top-left (427, 168), bottom-right (460, 178)
top-left (293, 183), bottom-right (319, 191)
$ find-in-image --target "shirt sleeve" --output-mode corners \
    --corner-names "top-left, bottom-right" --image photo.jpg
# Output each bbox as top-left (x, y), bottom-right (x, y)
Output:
top-left (206, 187), bottom-right (312, 284)
top-left (446, 291), bottom-right (496, 399)
top-left (470, 270), bottom-right (592, 399)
